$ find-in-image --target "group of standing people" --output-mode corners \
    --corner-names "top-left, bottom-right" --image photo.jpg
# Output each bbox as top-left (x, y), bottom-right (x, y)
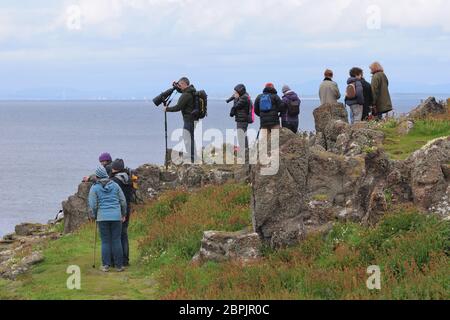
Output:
top-left (85, 153), bottom-right (133, 273)
top-left (164, 62), bottom-right (392, 162)
top-left (85, 62), bottom-right (393, 273)
top-left (319, 62), bottom-right (393, 123)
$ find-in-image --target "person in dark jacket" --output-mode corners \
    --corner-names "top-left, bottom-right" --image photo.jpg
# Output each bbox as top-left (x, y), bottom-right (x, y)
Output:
top-left (88, 166), bottom-right (127, 273)
top-left (230, 84), bottom-right (251, 162)
top-left (165, 77), bottom-right (197, 163)
top-left (281, 85), bottom-right (301, 133)
top-left (345, 68), bottom-right (365, 124)
top-left (361, 71), bottom-right (374, 120)
top-left (254, 83), bottom-right (284, 130)
top-left (111, 159), bottom-right (132, 267)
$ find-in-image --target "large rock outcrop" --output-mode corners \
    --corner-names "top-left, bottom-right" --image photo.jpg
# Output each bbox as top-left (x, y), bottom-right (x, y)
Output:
top-left (62, 182), bottom-right (92, 234)
top-left (251, 128), bottom-right (392, 248)
top-left (1, 222), bottom-right (61, 280)
top-left (387, 137), bottom-right (450, 216)
top-left (313, 102), bottom-right (349, 134)
top-left (409, 97), bottom-right (447, 119)
top-left (251, 124), bottom-right (450, 249)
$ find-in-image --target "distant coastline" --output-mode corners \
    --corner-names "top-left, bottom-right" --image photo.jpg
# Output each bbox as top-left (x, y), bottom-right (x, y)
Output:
top-left (0, 92), bottom-right (449, 102)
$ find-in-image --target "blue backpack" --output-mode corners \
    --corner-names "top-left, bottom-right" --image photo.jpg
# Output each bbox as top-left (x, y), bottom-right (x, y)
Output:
top-left (259, 94), bottom-right (273, 112)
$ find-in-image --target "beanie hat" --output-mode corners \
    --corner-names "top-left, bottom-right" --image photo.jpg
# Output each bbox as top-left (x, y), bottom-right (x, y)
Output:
top-left (282, 85), bottom-right (291, 94)
top-left (265, 83), bottom-right (274, 89)
top-left (95, 166), bottom-right (109, 179)
top-left (99, 152), bottom-right (112, 163)
top-left (112, 159), bottom-right (125, 172)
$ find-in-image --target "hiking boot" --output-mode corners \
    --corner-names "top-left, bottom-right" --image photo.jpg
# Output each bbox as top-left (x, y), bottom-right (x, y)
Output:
top-left (100, 265), bottom-right (110, 273)
top-left (116, 267), bottom-right (125, 273)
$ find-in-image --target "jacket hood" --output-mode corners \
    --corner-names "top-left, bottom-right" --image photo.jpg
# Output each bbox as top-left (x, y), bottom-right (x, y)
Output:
top-left (283, 91), bottom-right (298, 99)
top-left (234, 84), bottom-right (246, 96)
top-left (113, 172), bottom-right (129, 185)
top-left (263, 87), bottom-right (278, 95)
top-left (347, 77), bottom-right (361, 84)
top-left (97, 178), bottom-right (115, 193)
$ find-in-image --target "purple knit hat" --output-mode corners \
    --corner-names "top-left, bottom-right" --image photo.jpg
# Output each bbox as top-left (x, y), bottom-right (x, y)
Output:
top-left (98, 152), bottom-right (112, 162)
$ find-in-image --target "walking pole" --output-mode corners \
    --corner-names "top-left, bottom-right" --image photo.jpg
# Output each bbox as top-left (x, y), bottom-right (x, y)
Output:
top-left (92, 221), bottom-right (97, 269)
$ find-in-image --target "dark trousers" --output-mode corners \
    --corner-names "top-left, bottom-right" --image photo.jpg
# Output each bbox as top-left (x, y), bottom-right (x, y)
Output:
top-left (183, 119), bottom-right (196, 163)
top-left (282, 121), bottom-right (299, 134)
top-left (362, 105), bottom-right (371, 120)
top-left (236, 122), bottom-right (249, 163)
top-left (121, 220), bottom-right (129, 266)
top-left (99, 221), bottom-right (123, 269)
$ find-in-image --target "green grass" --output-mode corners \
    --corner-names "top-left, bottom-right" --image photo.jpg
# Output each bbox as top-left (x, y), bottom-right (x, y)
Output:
top-left (381, 118), bottom-right (450, 160)
top-left (0, 219), bottom-right (157, 300)
top-left (1, 183), bottom-right (448, 300)
top-left (154, 203), bottom-right (449, 300)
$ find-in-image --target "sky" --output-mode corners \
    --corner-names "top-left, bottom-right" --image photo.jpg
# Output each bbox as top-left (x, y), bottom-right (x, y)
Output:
top-left (0, 0), bottom-right (449, 99)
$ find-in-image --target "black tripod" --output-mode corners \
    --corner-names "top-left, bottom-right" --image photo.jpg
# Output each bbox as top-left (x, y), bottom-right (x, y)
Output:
top-left (163, 94), bottom-right (176, 171)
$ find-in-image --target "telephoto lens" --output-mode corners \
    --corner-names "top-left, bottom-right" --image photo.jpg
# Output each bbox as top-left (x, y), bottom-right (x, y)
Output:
top-left (152, 87), bottom-right (176, 106)
top-left (226, 96), bottom-right (235, 104)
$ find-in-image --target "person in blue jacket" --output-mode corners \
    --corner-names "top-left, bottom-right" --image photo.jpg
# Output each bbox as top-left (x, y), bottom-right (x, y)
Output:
top-left (88, 166), bottom-right (127, 273)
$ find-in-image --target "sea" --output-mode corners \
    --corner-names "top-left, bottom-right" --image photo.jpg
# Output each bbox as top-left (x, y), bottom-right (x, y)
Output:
top-left (0, 94), bottom-right (448, 236)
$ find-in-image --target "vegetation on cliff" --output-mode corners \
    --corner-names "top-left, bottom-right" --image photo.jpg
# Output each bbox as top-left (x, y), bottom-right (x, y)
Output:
top-left (0, 113), bottom-right (449, 300)
top-left (1, 182), bottom-right (449, 300)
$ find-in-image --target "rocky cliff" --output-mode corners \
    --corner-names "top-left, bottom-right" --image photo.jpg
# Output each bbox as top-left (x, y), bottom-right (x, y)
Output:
top-left (250, 102), bottom-right (449, 249)
top-left (39, 98), bottom-right (450, 263)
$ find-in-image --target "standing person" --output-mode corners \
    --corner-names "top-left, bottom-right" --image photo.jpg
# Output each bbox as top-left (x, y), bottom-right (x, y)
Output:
top-left (280, 85), bottom-right (301, 134)
top-left (88, 166), bottom-right (127, 273)
top-left (319, 69), bottom-right (341, 105)
top-left (361, 70), bottom-right (374, 120)
top-left (345, 67), bottom-right (365, 124)
top-left (111, 159), bottom-right (133, 267)
top-left (165, 77), bottom-right (197, 163)
top-left (254, 83), bottom-right (284, 130)
top-left (229, 84), bottom-right (252, 162)
top-left (370, 62), bottom-right (393, 120)
top-left (83, 152), bottom-right (113, 182)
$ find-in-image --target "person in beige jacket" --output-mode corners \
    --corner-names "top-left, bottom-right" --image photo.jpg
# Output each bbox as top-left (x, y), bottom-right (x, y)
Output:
top-left (319, 69), bottom-right (341, 105)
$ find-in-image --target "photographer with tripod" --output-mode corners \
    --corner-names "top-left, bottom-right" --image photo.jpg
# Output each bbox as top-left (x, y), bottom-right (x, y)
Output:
top-left (162, 77), bottom-right (197, 163)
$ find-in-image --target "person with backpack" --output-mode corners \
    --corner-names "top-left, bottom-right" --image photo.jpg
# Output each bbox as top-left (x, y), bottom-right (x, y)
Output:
top-left (165, 77), bottom-right (197, 163)
top-left (82, 152), bottom-right (113, 182)
top-left (370, 62), bottom-right (393, 120)
top-left (280, 85), bottom-right (301, 134)
top-left (229, 84), bottom-right (253, 161)
top-left (254, 83), bottom-right (284, 130)
top-left (111, 159), bottom-right (132, 267)
top-left (319, 69), bottom-right (341, 105)
top-left (88, 166), bottom-right (127, 273)
top-left (361, 70), bottom-right (374, 120)
top-left (345, 67), bottom-right (365, 124)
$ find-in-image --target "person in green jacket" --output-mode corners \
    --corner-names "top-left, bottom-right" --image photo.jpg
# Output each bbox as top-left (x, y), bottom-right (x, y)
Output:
top-left (164, 77), bottom-right (197, 163)
top-left (370, 62), bottom-right (393, 120)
